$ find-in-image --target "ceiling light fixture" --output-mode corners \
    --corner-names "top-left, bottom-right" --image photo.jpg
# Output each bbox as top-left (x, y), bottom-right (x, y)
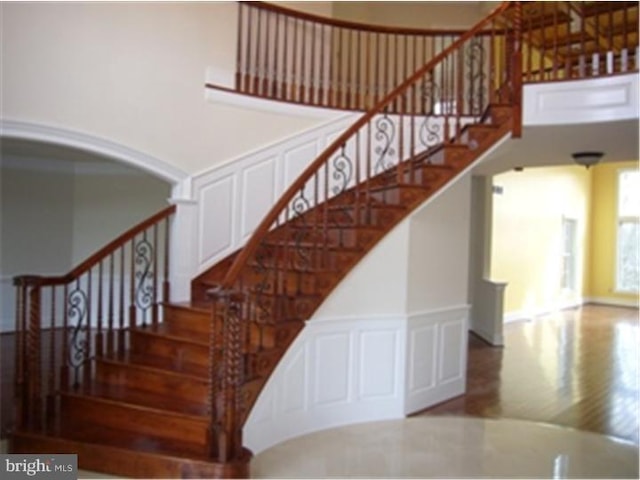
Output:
top-left (572, 151), bottom-right (604, 169)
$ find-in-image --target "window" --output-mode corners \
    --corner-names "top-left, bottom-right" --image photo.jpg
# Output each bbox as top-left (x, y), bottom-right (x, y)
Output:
top-left (561, 218), bottom-right (577, 291)
top-left (616, 169), bottom-right (640, 293)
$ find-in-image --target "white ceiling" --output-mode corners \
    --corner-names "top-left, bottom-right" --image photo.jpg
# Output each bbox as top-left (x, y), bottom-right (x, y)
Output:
top-left (474, 118), bottom-right (639, 176)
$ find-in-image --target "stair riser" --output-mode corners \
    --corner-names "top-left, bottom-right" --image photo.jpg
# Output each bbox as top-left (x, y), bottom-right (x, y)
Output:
top-left (237, 269), bottom-right (332, 297)
top-left (256, 246), bottom-right (361, 272)
top-left (163, 305), bottom-right (210, 336)
top-left (459, 125), bottom-right (497, 148)
top-left (96, 360), bottom-right (210, 404)
top-left (9, 432), bottom-right (250, 479)
top-left (368, 187), bottom-right (426, 207)
top-left (60, 395), bottom-right (209, 454)
top-left (129, 330), bottom-right (210, 371)
top-left (249, 320), bottom-right (304, 351)
top-left (244, 294), bottom-right (321, 322)
top-left (396, 166), bottom-right (452, 188)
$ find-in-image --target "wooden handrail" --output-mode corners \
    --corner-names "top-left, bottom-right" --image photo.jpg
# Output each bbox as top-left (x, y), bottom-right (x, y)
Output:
top-left (248, 1), bottom-right (488, 37)
top-left (222, 1), bottom-right (515, 289)
top-left (14, 205), bottom-right (176, 288)
top-left (13, 204), bottom-right (176, 431)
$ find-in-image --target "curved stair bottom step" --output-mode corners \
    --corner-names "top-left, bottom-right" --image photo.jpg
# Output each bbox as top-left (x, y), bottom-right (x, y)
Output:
top-left (9, 431), bottom-right (251, 479)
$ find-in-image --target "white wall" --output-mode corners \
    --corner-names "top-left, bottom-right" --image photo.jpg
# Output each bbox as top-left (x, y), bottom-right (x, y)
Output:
top-left (407, 176), bottom-right (472, 311)
top-left (1, 2), bottom-right (333, 176)
top-left (0, 157), bottom-right (170, 331)
top-left (0, 165), bottom-right (74, 276)
top-left (72, 168), bottom-right (170, 263)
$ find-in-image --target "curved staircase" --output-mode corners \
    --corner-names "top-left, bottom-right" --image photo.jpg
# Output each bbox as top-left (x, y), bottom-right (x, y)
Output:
top-left (8, 1), bottom-right (638, 478)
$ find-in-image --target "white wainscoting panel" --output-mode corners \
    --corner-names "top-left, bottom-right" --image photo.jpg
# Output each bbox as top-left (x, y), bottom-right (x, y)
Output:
top-left (240, 156), bottom-right (277, 242)
top-left (405, 305), bottom-right (469, 415)
top-left (198, 174), bottom-right (236, 266)
top-left (243, 315), bottom-right (407, 454)
top-left (192, 114), bottom-right (358, 273)
top-left (524, 73), bottom-right (639, 125)
top-left (408, 324), bottom-right (437, 393)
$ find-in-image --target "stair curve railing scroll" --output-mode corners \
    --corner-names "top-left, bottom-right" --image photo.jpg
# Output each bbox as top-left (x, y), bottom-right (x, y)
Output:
top-left (13, 205), bottom-right (176, 433)
top-left (207, 0), bottom-right (521, 465)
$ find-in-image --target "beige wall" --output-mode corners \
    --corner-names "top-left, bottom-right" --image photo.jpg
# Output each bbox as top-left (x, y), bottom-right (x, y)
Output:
top-left (1, 166), bottom-right (75, 275)
top-left (1, 2), bottom-right (329, 176)
top-left (71, 169), bottom-right (171, 263)
top-left (1, 161), bottom-right (170, 275)
top-left (407, 175), bottom-right (471, 312)
top-left (332, 2), bottom-right (485, 29)
top-left (272, 1), bottom-right (333, 17)
top-left (490, 165), bottom-right (592, 318)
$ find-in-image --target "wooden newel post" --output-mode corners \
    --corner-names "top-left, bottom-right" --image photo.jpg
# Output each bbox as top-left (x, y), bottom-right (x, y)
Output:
top-left (28, 282), bottom-right (43, 431)
top-left (207, 286), bottom-right (247, 464)
top-left (511, 1), bottom-right (523, 138)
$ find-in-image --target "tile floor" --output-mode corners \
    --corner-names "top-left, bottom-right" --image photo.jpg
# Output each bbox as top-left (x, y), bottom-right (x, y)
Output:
top-left (4, 415), bottom-right (636, 478)
top-left (251, 416), bottom-right (639, 479)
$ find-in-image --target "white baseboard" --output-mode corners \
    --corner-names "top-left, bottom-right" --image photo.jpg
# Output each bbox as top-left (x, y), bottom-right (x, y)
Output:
top-left (470, 327), bottom-right (504, 346)
top-left (503, 299), bottom-right (585, 324)
top-left (584, 297), bottom-right (639, 308)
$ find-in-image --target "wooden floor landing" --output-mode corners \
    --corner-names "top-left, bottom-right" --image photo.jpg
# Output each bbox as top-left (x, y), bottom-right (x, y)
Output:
top-left (417, 304), bottom-right (639, 444)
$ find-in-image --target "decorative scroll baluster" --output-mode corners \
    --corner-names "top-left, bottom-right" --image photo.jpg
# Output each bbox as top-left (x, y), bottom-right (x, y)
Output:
top-left (374, 113), bottom-right (396, 174)
top-left (68, 280), bottom-right (89, 389)
top-left (12, 206), bottom-right (175, 435)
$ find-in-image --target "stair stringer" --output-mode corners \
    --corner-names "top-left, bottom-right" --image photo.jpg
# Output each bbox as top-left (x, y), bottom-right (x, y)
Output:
top-left (241, 130), bottom-right (514, 454)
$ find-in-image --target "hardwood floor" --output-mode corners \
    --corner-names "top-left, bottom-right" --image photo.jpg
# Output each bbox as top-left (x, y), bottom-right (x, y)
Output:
top-left (417, 304), bottom-right (640, 444)
top-left (2, 304), bottom-right (638, 444)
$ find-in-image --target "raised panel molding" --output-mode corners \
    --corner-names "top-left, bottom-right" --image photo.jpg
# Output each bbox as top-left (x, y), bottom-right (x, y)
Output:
top-left (359, 330), bottom-right (398, 399)
top-left (439, 319), bottom-right (465, 384)
top-left (243, 309), bottom-right (468, 454)
top-left (282, 347), bottom-right (307, 414)
top-left (314, 333), bottom-right (351, 406)
top-left (244, 315), bottom-right (406, 454)
top-left (408, 325), bottom-right (437, 393)
top-left (523, 73), bottom-right (639, 125)
top-left (240, 156), bottom-right (277, 241)
top-left (198, 175), bottom-right (235, 265)
top-left (405, 305), bottom-right (470, 415)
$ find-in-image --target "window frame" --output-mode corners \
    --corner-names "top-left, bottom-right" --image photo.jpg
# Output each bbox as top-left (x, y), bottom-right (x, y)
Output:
top-left (561, 216), bottom-right (578, 292)
top-left (615, 168), bottom-right (640, 294)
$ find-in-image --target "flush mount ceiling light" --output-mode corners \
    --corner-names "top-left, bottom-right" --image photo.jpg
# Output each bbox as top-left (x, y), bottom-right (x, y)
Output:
top-left (572, 151), bottom-right (604, 169)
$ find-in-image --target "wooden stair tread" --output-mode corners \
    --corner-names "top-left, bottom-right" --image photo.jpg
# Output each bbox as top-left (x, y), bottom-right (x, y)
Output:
top-left (97, 354), bottom-right (210, 383)
top-left (327, 201), bottom-right (407, 211)
top-left (101, 350), bottom-right (210, 378)
top-left (131, 323), bottom-right (209, 346)
top-left (286, 222), bottom-right (386, 231)
top-left (51, 421), bottom-right (209, 459)
top-left (71, 380), bottom-right (209, 417)
top-left (163, 300), bottom-right (211, 313)
top-left (260, 239), bottom-right (365, 251)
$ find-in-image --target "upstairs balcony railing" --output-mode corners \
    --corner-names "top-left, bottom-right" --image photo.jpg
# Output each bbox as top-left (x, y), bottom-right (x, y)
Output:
top-left (217, 1), bottom-right (638, 111)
